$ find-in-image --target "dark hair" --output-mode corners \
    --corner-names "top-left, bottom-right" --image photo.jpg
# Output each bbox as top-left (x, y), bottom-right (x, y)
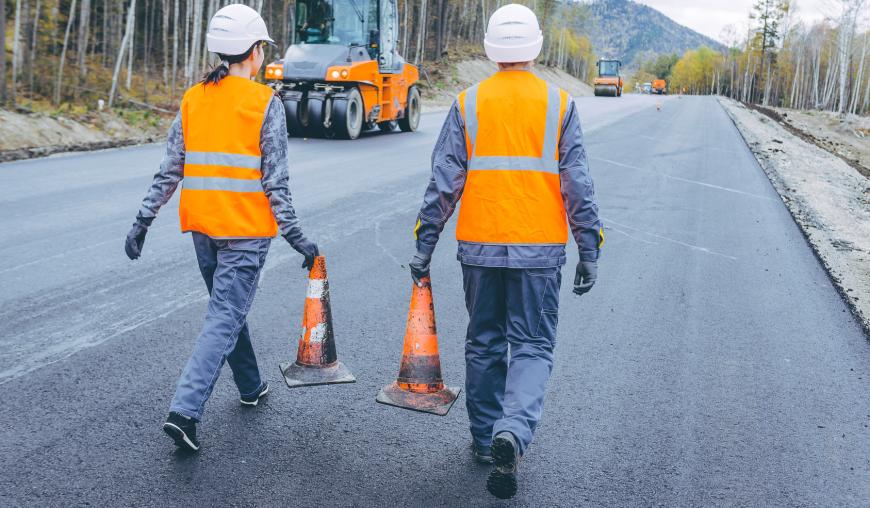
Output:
top-left (201, 42), bottom-right (261, 86)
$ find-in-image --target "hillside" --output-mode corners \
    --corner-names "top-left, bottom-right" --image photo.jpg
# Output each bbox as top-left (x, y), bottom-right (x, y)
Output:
top-left (583, 0), bottom-right (725, 70)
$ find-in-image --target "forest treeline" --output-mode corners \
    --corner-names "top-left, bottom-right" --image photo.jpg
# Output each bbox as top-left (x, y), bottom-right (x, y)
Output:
top-left (0, 0), bottom-right (595, 111)
top-left (636, 0), bottom-right (870, 115)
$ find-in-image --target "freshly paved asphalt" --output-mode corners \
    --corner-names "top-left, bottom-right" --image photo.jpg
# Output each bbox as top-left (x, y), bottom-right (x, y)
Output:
top-left (1, 94), bottom-right (868, 506)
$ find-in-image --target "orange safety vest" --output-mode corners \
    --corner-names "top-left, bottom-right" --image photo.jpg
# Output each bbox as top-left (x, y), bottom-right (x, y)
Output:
top-left (456, 71), bottom-right (569, 245)
top-left (179, 76), bottom-right (278, 239)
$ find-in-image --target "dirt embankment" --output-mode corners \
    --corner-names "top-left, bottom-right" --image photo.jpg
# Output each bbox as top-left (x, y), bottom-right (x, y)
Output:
top-left (719, 98), bottom-right (870, 335)
top-left (1, 58), bottom-right (591, 160)
top-left (421, 58), bottom-right (594, 110)
top-left (0, 108), bottom-right (170, 163)
top-left (748, 105), bottom-right (870, 180)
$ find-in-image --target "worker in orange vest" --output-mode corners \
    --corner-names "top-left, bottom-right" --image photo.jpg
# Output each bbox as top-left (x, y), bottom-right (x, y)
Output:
top-left (123, 4), bottom-right (318, 452)
top-left (410, 4), bottom-right (603, 499)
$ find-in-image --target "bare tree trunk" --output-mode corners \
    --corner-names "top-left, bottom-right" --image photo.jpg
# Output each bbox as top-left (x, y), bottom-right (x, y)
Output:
top-left (171, 0), bottom-right (178, 101)
top-left (110, 0), bottom-right (136, 107)
top-left (203, 0), bottom-right (217, 74)
top-left (863, 57), bottom-right (870, 112)
top-left (0, 0), bottom-right (7, 104)
top-left (100, 0), bottom-right (107, 65)
top-left (11, 0), bottom-right (24, 103)
top-left (77, 0), bottom-right (91, 78)
top-left (162, 0), bottom-right (170, 85)
top-left (183, 0), bottom-right (190, 84)
top-left (187, 0), bottom-right (204, 87)
top-left (54, 0), bottom-right (76, 105)
top-left (849, 32), bottom-right (867, 114)
top-left (143, 0), bottom-right (151, 101)
top-left (415, 0), bottom-right (427, 65)
top-left (125, 1), bottom-right (135, 90)
top-left (401, 0), bottom-right (409, 55)
top-left (836, 3), bottom-right (854, 113)
top-left (27, 0), bottom-right (41, 94)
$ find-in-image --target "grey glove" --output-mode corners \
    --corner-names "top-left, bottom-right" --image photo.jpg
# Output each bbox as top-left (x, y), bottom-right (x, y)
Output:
top-left (574, 260), bottom-right (598, 296)
top-left (409, 252), bottom-right (431, 286)
top-left (283, 230), bottom-right (319, 270)
top-left (124, 214), bottom-right (154, 260)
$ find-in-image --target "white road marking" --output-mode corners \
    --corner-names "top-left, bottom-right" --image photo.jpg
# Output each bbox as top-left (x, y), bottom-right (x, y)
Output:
top-left (602, 216), bottom-right (738, 261)
top-left (593, 156), bottom-right (775, 201)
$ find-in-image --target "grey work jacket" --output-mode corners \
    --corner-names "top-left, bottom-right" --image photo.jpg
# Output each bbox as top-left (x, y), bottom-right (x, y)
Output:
top-left (414, 87), bottom-right (602, 268)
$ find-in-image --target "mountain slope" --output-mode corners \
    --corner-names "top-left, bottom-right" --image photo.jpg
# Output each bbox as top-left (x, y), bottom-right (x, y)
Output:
top-left (583, 0), bottom-right (725, 69)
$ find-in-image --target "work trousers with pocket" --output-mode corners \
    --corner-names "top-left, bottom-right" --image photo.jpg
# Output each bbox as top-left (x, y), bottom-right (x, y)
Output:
top-left (169, 233), bottom-right (271, 421)
top-left (461, 264), bottom-right (562, 456)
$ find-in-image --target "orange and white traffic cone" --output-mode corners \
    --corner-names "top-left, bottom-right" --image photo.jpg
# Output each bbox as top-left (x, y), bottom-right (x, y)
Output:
top-left (280, 256), bottom-right (355, 388)
top-left (376, 277), bottom-right (460, 416)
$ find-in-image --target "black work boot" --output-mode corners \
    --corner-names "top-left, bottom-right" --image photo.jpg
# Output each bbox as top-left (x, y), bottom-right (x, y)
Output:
top-left (240, 382), bottom-right (270, 407)
top-left (163, 412), bottom-right (200, 452)
top-left (487, 432), bottom-right (520, 499)
top-left (471, 442), bottom-right (494, 465)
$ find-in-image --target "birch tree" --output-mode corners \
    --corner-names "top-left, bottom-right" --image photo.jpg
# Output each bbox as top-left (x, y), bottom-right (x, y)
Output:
top-left (0, 0), bottom-right (6, 104)
top-left (54, 0), bottom-right (76, 105)
top-left (110, 0), bottom-right (137, 107)
top-left (77, 0), bottom-right (91, 78)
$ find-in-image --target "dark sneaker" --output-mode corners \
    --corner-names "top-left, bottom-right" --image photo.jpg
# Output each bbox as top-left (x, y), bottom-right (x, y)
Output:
top-left (487, 432), bottom-right (520, 499)
top-left (163, 412), bottom-right (200, 452)
top-left (472, 442), bottom-right (494, 465)
top-left (240, 382), bottom-right (269, 407)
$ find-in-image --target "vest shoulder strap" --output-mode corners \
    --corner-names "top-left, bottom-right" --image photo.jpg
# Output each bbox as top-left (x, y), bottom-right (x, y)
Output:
top-left (462, 81), bottom-right (565, 169)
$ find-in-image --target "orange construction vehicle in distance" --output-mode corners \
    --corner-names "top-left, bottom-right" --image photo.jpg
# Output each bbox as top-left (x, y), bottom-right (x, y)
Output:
top-left (652, 79), bottom-right (667, 95)
top-left (264, 0), bottom-right (421, 140)
top-left (593, 58), bottom-right (623, 97)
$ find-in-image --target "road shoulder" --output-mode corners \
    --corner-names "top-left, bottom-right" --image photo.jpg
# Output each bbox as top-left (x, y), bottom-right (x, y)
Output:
top-left (719, 97), bottom-right (870, 336)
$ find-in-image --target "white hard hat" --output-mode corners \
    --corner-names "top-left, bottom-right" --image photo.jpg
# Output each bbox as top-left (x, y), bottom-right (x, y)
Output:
top-left (484, 4), bottom-right (543, 63)
top-left (206, 4), bottom-right (274, 56)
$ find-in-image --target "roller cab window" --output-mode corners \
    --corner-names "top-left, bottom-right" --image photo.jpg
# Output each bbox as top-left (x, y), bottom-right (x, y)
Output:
top-left (296, 0), bottom-right (371, 46)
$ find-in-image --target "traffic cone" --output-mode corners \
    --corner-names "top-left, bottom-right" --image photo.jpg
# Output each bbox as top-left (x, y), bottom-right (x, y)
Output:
top-left (376, 277), bottom-right (460, 416)
top-left (280, 256), bottom-right (355, 388)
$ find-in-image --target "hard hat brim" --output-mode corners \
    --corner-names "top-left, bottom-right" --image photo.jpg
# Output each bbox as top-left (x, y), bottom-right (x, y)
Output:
top-left (484, 36), bottom-right (543, 63)
top-left (207, 34), bottom-right (276, 56)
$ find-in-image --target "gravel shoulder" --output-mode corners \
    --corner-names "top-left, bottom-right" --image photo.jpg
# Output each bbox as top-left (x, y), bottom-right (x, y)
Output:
top-left (0, 108), bottom-right (170, 163)
top-left (719, 97), bottom-right (870, 335)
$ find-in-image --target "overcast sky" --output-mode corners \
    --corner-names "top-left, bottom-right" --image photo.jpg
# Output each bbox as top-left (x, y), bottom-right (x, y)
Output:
top-left (632, 0), bottom-right (840, 43)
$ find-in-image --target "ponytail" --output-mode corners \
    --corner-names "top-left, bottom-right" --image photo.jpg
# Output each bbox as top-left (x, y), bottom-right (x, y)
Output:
top-left (201, 42), bottom-right (261, 86)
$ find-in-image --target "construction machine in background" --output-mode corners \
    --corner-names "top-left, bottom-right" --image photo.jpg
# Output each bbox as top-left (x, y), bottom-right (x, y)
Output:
top-left (652, 79), bottom-right (667, 95)
top-left (593, 59), bottom-right (623, 97)
top-left (264, 0), bottom-right (421, 139)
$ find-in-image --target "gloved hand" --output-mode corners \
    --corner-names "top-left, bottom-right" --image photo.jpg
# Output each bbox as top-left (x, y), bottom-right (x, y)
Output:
top-left (124, 215), bottom-right (154, 260)
top-left (283, 231), bottom-right (319, 270)
top-left (574, 260), bottom-right (598, 296)
top-left (409, 252), bottom-right (431, 287)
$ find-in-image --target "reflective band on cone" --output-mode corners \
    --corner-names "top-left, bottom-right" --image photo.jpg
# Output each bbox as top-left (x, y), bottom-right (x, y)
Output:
top-left (279, 256), bottom-right (356, 388)
top-left (376, 277), bottom-right (460, 416)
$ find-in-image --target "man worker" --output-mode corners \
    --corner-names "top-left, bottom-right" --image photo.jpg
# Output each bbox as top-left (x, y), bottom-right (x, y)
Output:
top-left (408, 4), bottom-right (603, 500)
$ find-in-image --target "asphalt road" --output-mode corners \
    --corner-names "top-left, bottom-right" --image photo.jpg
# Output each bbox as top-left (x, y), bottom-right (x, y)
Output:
top-left (1, 94), bottom-right (868, 506)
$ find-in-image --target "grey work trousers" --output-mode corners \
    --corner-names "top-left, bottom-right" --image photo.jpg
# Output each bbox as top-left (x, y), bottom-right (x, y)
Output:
top-left (169, 233), bottom-right (270, 421)
top-left (461, 264), bottom-right (562, 456)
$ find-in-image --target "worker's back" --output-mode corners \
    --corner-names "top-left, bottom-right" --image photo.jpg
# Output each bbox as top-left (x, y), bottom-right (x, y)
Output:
top-left (179, 76), bottom-right (278, 238)
top-left (456, 71), bottom-right (569, 245)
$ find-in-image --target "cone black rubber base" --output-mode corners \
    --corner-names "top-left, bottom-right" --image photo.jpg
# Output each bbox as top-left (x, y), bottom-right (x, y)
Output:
top-left (375, 382), bottom-right (461, 416)
top-left (280, 360), bottom-right (356, 388)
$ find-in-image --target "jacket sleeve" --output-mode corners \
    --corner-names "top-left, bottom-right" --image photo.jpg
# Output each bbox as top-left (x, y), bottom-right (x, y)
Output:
top-left (137, 112), bottom-right (185, 220)
top-left (414, 101), bottom-right (468, 256)
top-left (260, 95), bottom-right (303, 238)
top-left (559, 99), bottom-right (603, 262)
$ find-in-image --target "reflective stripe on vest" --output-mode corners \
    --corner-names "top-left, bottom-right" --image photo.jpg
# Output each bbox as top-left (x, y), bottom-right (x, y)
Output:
top-left (456, 73), bottom-right (568, 245)
top-left (178, 77), bottom-right (277, 239)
